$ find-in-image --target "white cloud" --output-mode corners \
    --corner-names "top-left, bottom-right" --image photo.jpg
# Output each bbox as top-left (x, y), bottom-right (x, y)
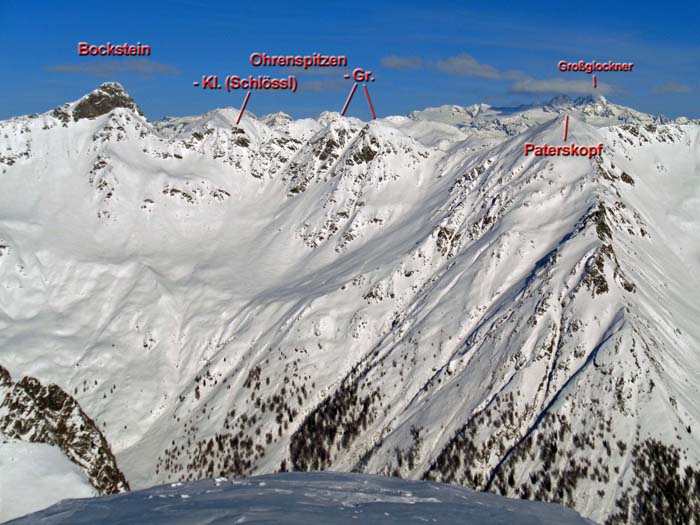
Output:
top-left (382, 53), bottom-right (622, 97)
top-left (47, 60), bottom-right (180, 77)
top-left (381, 56), bottom-right (425, 70)
top-left (510, 78), bottom-right (617, 96)
top-left (436, 54), bottom-right (522, 80)
top-left (299, 78), bottom-right (348, 92)
top-left (654, 81), bottom-right (691, 94)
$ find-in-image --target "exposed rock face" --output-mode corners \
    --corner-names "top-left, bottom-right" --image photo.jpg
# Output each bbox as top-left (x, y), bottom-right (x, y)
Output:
top-left (72, 82), bottom-right (143, 121)
top-left (0, 368), bottom-right (129, 495)
top-left (0, 364), bottom-right (11, 387)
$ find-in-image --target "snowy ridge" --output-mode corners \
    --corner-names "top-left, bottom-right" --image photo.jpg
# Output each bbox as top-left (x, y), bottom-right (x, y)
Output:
top-left (0, 83), bottom-right (699, 524)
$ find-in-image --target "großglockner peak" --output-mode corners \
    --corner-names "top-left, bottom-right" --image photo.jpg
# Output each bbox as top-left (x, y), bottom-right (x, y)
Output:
top-left (1, 83), bottom-right (699, 524)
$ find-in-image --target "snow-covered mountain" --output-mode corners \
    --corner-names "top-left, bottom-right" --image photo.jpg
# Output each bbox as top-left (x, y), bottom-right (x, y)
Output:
top-left (407, 95), bottom-right (692, 139)
top-left (1, 83), bottom-right (699, 524)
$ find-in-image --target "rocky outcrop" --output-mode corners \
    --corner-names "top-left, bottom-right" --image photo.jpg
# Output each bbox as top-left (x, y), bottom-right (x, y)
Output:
top-left (72, 82), bottom-right (143, 121)
top-left (0, 369), bottom-right (129, 495)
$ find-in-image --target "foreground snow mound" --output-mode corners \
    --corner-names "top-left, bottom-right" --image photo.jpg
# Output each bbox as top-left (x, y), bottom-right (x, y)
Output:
top-left (7, 472), bottom-right (595, 525)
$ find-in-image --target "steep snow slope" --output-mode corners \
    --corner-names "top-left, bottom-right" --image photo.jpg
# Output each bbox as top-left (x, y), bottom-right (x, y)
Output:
top-left (0, 433), bottom-right (94, 523)
top-left (6, 472), bottom-right (595, 525)
top-left (0, 83), bottom-right (699, 524)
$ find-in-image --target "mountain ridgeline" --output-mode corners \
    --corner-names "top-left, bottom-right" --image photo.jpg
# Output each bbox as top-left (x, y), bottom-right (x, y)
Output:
top-left (1, 83), bottom-right (699, 524)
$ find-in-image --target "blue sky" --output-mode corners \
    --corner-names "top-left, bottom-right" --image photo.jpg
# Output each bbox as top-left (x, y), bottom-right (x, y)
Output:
top-left (1, 0), bottom-right (698, 120)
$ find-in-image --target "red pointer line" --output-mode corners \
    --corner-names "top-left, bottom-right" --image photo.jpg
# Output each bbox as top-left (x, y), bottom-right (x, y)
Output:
top-left (363, 84), bottom-right (376, 120)
top-left (341, 83), bottom-right (358, 116)
top-left (236, 91), bottom-right (252, 125)
top-left (563, 114), bottom-right (569, 142)
top-left (593, 75), bottom-right (597, 88)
